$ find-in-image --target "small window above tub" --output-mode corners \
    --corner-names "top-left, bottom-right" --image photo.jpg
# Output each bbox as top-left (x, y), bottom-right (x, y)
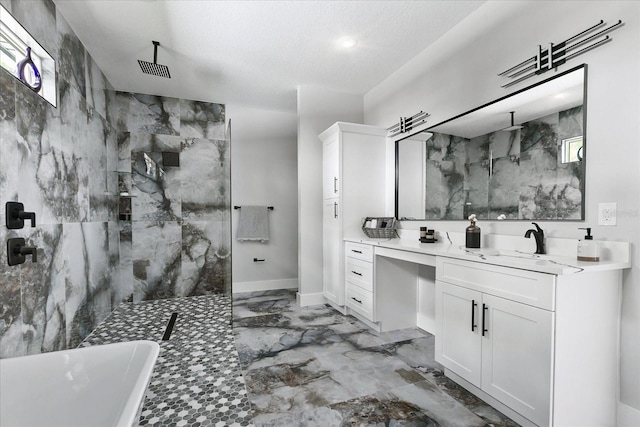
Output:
top-left (0, 4), bottom-right (56, 106)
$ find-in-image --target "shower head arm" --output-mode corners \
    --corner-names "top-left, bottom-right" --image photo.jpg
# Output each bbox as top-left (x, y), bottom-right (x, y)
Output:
top-left (152, 41), bottom-right (160, 64)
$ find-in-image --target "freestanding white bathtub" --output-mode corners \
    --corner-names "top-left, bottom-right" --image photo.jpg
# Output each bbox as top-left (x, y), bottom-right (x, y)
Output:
top-left (0, 340), bottom-right (160, 427)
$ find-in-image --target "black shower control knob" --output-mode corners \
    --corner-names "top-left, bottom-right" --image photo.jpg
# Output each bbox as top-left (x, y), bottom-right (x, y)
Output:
top-left (5, 202), bottom-right (36, 229)
top-left (7, 238), bottom-right (38, 266)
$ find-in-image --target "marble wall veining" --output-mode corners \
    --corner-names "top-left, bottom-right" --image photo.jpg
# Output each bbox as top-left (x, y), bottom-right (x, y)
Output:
top-left (0, 0), bottom-right (231, 359)
top-left (425, 106), bottom-right (584, 220)
top-left (117, 93), bottom-right (231, 303)
top-left (0, 0), bottom-right (120, 357)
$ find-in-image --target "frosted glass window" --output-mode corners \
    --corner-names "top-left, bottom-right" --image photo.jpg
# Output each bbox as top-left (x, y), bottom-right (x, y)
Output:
top-left (0, 4), bottom-right (56, 106)
top-left (561, 136), bottom-right (583, 163)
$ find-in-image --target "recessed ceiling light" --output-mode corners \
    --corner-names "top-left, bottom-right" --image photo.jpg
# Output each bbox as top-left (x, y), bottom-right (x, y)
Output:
top-left (337, 37), bottom-right (358, 49)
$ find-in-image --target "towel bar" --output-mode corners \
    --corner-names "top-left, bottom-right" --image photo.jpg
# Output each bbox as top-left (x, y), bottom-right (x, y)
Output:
top-left (234, 206), bottom-right (274, 210)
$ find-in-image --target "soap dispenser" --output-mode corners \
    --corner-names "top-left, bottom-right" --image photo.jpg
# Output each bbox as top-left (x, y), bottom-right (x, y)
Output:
top-left (466, 214), bottom-right (481, 249)
top-left (577, 227), bottom-right (599, 262)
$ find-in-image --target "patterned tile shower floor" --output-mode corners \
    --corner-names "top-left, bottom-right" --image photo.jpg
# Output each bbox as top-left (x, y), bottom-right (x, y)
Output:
top-left (81, 295), bottom-right (253, 427)
top-left (82, 290), bottom-right (519, 426)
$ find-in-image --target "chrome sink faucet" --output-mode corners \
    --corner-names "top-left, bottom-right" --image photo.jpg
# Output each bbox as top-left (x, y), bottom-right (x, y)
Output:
top-left (525, 222), bottom-right (546, 254)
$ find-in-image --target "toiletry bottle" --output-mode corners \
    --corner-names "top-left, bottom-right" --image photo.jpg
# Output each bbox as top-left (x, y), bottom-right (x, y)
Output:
top-left (426, 229), bottom-right (436, 242)
top-left (577, 228), bottom-right (599, 262)
top-left (465, 214), bottom-right (481, 249)
top-left (419, 227), bottom-right (427, 242)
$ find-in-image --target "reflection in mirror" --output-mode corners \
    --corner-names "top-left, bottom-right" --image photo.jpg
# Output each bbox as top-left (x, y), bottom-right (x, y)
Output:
top-left (395, 64), bottom-right (586, 221)
top-left (396, 131), bottom-right (432, 220)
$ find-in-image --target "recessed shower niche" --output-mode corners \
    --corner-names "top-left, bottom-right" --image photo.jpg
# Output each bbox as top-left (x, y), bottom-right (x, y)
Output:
top-left (112, 171), bottom-right (134, 221)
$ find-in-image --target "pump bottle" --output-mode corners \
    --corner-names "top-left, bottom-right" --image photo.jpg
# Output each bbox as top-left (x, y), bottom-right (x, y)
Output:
top-left (465, 214), bottom-right (481, 249)
top-left (577, 227), bottom-right (599, 262)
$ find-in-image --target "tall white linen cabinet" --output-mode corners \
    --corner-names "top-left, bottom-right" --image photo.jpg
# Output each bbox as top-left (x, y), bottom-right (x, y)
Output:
top-left (319, 122), bottom-right (387, 307)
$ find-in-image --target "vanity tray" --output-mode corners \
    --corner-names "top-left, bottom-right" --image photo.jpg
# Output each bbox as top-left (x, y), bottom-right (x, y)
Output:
top-left (362, 217), bottom-right (397, 239)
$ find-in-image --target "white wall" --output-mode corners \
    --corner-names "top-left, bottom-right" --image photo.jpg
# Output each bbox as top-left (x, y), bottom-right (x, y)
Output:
top-left (297, 86), bottom-right (363, 305)
top-left (364, 0), bottom-right (640, 416)
top-left (228, 105), bottom-right (298, 292)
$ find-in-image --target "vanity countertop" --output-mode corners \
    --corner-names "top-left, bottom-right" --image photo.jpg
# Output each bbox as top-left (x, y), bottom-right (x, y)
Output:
top-left (344, 237), bottom-right (631, 275)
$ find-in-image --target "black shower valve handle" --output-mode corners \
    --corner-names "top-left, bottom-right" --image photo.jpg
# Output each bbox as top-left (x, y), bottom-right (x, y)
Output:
top-left (7, 238), bottom-right (38, 266)
top-left (19, 210), bottom-right (36, 227)
top-left (19, 244), bottom-right (38, 263)
top-left (5, 202), bottom-right (36, 229)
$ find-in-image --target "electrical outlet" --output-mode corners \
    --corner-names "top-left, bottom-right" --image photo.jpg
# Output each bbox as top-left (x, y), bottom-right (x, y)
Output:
top-left (598, 202), bottom-right (617, 226)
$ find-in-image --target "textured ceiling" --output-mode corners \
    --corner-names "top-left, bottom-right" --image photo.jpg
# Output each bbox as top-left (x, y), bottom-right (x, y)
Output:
top-left (53, 0), bottom-right (485, 112)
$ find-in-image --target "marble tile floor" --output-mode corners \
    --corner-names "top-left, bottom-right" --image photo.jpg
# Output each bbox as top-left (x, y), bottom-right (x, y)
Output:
top-left (234, 289), bottom-right (520, 427)
top-left (81, 290), bottom-right (519, 426)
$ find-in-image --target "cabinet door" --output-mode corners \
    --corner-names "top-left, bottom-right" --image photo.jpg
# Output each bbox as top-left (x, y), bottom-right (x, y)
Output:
top-left (322, 134), bottom-right (340, 199)
top-left (435, 281), bottom-right (482, 387)
top-left (481, 294), bottom-right (553, 427)
top-left (323, 199), bottom-right (343, 305)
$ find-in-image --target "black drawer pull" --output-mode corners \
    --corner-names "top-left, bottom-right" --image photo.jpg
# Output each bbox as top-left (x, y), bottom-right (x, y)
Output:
top-left (351, 271), bottom-right (363, 276)
top-left (351, 250), bottom-right (363, 254)
top-left (351, 297), bottom-right (362, 304)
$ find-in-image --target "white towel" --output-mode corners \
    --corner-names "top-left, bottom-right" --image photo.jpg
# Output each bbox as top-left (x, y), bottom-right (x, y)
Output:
top-left (236, 206), bottom-right (270, 242)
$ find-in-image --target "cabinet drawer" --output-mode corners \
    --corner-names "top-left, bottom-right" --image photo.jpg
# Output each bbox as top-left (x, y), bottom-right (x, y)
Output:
top-left (346, 284), bottom-right (374, 321)
top-left (345, 242), bottom-right (373, 262)
top-left (436, 257), bottom-right (556, 310)
top-left (346, 258), bottom-right (373, 292)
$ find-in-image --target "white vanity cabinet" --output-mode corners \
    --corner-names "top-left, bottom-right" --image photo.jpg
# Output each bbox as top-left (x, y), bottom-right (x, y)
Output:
top-left (323, 199), bottom-right (342, 304)
top-left (435, 256), bottom-right (622, 427)
top-left (344, 242), bottom-right (375, 321)
top-left (436, 281), bottom-right (552, 426)
top-left (319, 122), bottom-right (386, 307)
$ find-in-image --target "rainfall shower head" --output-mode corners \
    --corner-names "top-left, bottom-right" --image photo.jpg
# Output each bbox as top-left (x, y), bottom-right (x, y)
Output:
top-left (502, 111), bottom-right (523, 131)
top-left (138, 41), bottom-right (171, 78)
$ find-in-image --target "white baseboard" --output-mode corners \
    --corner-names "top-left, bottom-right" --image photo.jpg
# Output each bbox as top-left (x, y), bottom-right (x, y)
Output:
top-left (618, 401), bottom-right (640, 427)
top-left (296, 291), bottom-right (326, 307)
top-left (233, 278), bottom-right (297, 294)
top-left (416, 313), bottom-right (435, 335)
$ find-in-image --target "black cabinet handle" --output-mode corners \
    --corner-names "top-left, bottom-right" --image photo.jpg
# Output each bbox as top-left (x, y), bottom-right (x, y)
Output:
top-left (333, 202), bottom-right (338, 219)
top-left (471, 300), bottom-right (478, 331)
top-left (482, 303), bottom-right (488, 336)
top-left (352, 250), bottom-right (362, 254)
top-left (351, 271), bottom-right (362, 276)
top-left (334, 177), bottom-right (338, 193)
top-left (351, 296), bottom-right (362, 304)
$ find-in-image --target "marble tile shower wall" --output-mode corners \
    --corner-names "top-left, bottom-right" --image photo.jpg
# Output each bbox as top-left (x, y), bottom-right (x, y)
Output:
top-left (0, 0), bottom-right (120, 358)
top-left (115, 94), bottom-right (231, 304)
top-left (0, 0), bottom-right (231, 359)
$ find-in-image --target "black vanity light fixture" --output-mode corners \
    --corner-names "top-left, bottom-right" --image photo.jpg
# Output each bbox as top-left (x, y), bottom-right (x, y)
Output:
top-left (387, 110), bottom-right (430, 138)
top-left (499, 19), bottom-right (623, 88)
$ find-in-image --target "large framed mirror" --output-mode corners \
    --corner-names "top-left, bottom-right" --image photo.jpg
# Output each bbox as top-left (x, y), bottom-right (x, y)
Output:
top-left (396, 64), bottom-right (587, 221)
